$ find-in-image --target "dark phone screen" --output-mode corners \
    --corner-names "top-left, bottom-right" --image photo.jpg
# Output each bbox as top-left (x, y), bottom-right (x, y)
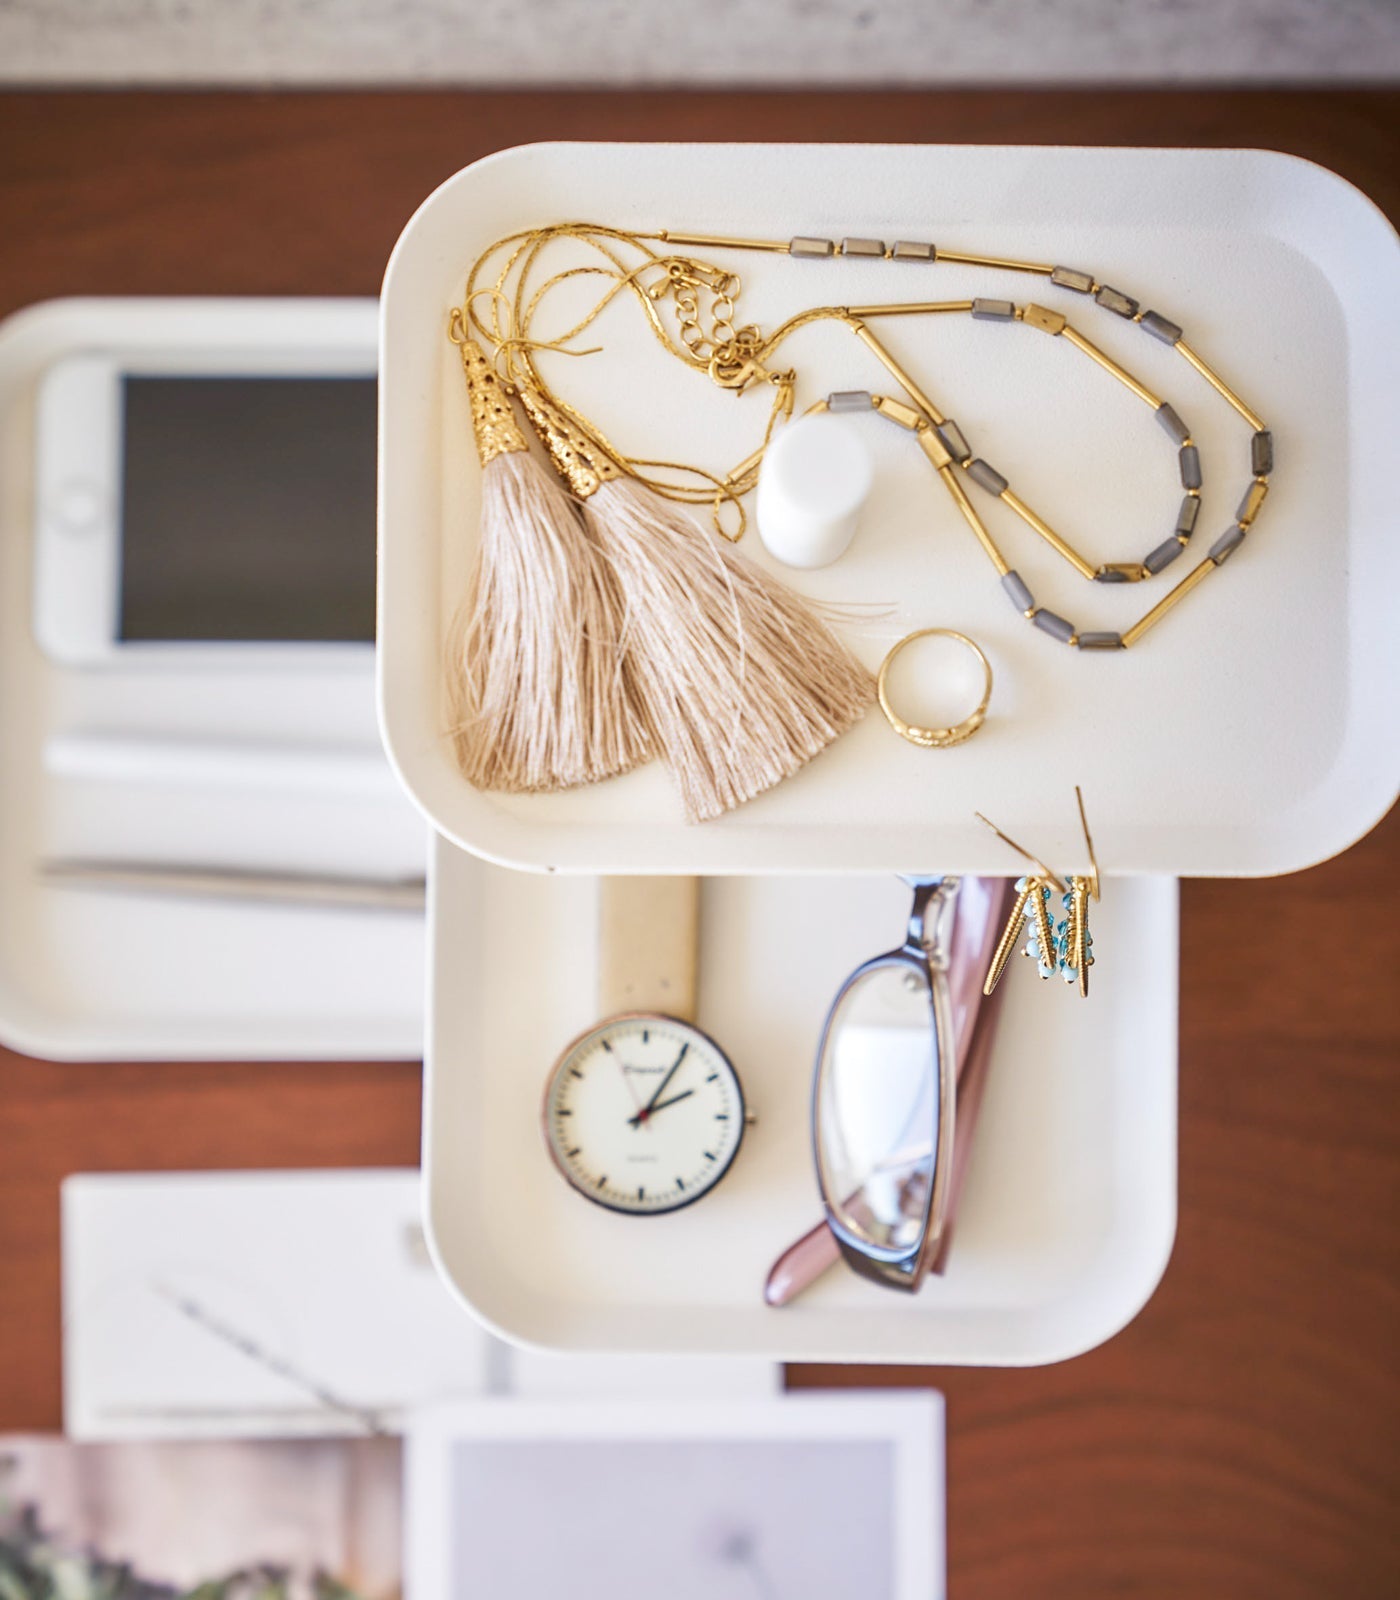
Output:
top-left (118, 375), bottom-right (378, 643)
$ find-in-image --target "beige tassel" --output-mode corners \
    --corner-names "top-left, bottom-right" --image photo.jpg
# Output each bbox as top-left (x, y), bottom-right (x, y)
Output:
top-left (518, 388), bottom-right (874, 823)
top-left (447, 339), bottom-right (649, 793)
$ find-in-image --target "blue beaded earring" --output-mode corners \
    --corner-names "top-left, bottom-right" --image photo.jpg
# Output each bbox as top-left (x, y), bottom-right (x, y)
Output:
top-left (976, 787), bottom-right (1101, 998)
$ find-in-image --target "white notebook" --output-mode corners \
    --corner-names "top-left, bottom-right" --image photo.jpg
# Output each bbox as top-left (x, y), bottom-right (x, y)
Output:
top-left (62, 1168), bottom-right (776, 1439)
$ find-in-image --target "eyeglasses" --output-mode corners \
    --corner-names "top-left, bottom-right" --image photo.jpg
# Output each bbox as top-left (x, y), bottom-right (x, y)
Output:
top-left (812, 875), bottom-right (993, 1293)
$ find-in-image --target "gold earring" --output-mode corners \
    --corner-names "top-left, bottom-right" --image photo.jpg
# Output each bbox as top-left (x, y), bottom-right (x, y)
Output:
top-left (976, 787), bottom-right (1099, 998)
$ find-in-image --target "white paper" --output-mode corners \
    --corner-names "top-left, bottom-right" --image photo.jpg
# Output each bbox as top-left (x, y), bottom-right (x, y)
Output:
top-left (406, 1394), bottom-right (944, 1600)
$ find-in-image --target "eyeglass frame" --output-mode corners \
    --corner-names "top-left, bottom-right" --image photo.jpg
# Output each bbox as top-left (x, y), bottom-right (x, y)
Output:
top-left (811, 875), bottom-right (960, 1294)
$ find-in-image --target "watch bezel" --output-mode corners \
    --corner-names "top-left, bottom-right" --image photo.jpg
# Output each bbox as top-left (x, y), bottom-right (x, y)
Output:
top-left (541, 1010), bottom-right (747, 1217)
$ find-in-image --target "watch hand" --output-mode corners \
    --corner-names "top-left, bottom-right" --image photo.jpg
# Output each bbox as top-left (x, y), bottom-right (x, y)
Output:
top-left (627, 1089), bottom-right (695, 1127)
top-left (636, 1042), bottom-right (689, 1123)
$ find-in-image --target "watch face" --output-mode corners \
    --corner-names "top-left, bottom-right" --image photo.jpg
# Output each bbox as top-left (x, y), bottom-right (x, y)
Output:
top-left (543, 1013), bottom-right (746, 1215)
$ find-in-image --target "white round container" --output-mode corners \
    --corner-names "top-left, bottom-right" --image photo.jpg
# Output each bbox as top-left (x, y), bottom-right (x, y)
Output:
top-left (754, 411), bottom-right (873, 569)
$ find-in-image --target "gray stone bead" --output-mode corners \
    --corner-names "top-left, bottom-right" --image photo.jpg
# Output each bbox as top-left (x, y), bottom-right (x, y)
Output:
top-left (1179, 444), bottom-right (1202, 490)
top-left (967, 458), bottom-right (1009, 495)
top-left (1156, 402), bottom-right (1190, 444)
top-left (1051, 265), bottom-right (1095, 292)
top-left (790, 236), bottom-right (835, 258)
top-left (1145, 537), bottom-right (1185, 574)
top-left (971, 298), bottom-right (1016, 321)
top-left (840, 237), bottom-right (885, 257)
top-left (1252, 429), bottom-right (1274, 475)
top-left (935, 419), bottom-right (971, 462)
top-left (828, 390), bottom-right (874, 412)
top-left (1209, 524), bottom-right (1248, 564)
top-left (1077, 631), bottom-right (1123, 650)
top-left (891, 240), bottom-right (936, 261)
top-left (1175, 494), bottom-right (1201, 537)
top-left (1033, 609), bottom-right (1077, 643)
top-left (1096, 284), bottom-right (1139, 318)
top-left (1141, 310), bottom-right (1184, 345)
top-left (1001, 570), bottom-right (1035, 613)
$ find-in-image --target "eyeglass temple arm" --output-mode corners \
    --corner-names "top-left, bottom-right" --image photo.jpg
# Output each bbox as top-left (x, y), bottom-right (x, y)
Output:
top-left (905, 875), bottom-right (957, 954)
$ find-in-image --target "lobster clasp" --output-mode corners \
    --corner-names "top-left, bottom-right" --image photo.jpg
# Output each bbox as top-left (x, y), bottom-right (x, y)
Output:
top-left (707, 347), bottom-right (768, 393)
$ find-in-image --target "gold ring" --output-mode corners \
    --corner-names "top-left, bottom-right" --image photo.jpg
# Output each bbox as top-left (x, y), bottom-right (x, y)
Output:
top-left (876, 629), bottom-right (993, 749)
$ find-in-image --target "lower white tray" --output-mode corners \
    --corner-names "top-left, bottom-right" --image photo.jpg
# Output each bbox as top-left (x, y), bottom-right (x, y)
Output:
top-left (423, 835), bottom-right (1177, 1365)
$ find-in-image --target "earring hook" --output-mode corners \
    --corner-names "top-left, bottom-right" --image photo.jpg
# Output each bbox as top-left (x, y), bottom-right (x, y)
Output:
top-left (973, 812), bottom-right (1068, 895)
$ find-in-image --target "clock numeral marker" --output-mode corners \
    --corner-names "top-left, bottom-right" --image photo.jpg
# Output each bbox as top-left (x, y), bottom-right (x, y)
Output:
top-left (566, 1146), bottom-right (581, 1158)
top-left (704, 1151), bottom-right (716, 1162)
top-left (556, 1108), bottom-right (572, 1116)
top-left (642, 1029), bottom-right (649, 1043)
top-left (706, 1073), bottom-right (718, 1083)
top-left (715, 1114), bottom-right (729, 1121)
top-left (597, 1175), bottom-right (607, 1188)
top-left (638, 1186), bottom-right (645, 1202)
top-left (676, 1177), bottom-right (686, 1191)
top-left (569, 1068), bottom-right (583, 1079)
top-left (601, 1040), bottom-right (612, 1053)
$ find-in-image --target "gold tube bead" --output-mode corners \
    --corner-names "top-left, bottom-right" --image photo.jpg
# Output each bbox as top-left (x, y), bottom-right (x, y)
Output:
top-left (850, 321), bottom-right (948, 425)
top-left (1173, 341), bottom-right (1266, 431)
top-left (1237, 479), bottom-right (1269, 528)
top-left (1000, 489), bottom-right (1099, 581)
top-left (915, 425), bottom-right (954, 469)
top-left (847, 301), bottom-right (974, 318)
top-left (724, 442), bottom-right (768, 488)
top-left (1120, 556), bottom-right (1218, 647)
top-left (1061, 326), bottom-right (1161, 409)
top-left (652, 229), bottom-right (789, 253)
top-left (936, 464), bottom-right (1009, 575)
top-left (1021, 303), bottom-right (1067, 335)
top-left (934, 249), bottom-right (1055, 275)
top-left (872, 394), bottom-right (928, 431)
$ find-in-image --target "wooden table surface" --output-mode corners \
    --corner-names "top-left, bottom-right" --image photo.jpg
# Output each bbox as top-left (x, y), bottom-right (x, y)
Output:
top-left (1, 89), bottom-right (1397, 1599)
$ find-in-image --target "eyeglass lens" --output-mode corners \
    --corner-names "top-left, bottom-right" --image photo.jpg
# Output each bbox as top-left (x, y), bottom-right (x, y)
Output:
top-left (815, 960), bottom-right (938, 1254)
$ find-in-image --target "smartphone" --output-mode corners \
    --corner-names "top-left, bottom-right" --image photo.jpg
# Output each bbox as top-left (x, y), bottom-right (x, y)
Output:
top-left (32, 340), bottom-right (378, 667)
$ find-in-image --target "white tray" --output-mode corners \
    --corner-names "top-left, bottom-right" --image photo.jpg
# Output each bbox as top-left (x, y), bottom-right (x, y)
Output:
top-left (423, 834), bottom-right (1178, 1365)
top-left (0, 298), bottom-right (425, 1060)
top-left (379, 141), bottom-right (1400, 878)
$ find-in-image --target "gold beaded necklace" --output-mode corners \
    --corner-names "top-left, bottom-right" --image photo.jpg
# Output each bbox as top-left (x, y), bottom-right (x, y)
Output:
top-left (461, 221), bottom-right (1273, 652)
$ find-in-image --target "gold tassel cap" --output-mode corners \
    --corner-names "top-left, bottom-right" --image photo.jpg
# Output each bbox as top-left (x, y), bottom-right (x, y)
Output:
top-left (458, 336), bottom-right (529, 469)
top-left (517, 386), bottom-right (621, 500)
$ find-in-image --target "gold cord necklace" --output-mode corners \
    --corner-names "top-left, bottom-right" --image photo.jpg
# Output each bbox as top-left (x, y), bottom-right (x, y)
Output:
top-left (462, 220), bottom-right (1272, 652)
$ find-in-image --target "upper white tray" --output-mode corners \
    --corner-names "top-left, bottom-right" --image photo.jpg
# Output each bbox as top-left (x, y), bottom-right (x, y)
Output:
top-left (379, 142), bottom-right (1399, 878)
top-left (422, 835), bottom-right (1177, 1366)
top-left (0, 298), bottom-right (424, 1061)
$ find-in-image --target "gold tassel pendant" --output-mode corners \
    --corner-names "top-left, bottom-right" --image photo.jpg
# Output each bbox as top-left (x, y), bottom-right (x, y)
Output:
top-left (518, 387), bottom-right (875, 824)
top-left (445, 329), bottom-right (650, 794)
